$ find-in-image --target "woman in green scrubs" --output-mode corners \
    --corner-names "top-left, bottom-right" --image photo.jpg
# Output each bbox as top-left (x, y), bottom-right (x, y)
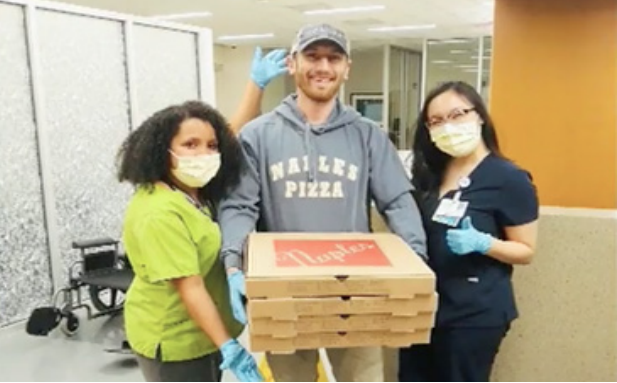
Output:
top-left (117, 101), bottom-right (261, 382)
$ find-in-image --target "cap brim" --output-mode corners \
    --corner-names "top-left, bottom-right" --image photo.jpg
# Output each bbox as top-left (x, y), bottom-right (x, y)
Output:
top-left (296, 37), bottom-right (348, 55)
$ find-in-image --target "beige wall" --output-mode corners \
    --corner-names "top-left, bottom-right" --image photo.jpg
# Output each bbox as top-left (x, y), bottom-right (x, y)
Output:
top-left (372, 208), bottom-right (617, 381)
top-left (343, 47), bottom-right (384, 104)
top-left (492, 210), bottom-right (617, 382)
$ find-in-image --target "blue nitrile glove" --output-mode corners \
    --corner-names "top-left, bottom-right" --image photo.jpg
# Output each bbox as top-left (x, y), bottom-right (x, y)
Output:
top-left (227, 270), bottom-right (247, 325)
top-left (220, 339), bottom-right (263, 382)
top-left (446, 217), bottom-right (493, 255)
top-left (250, 47), bottom-right (288, 89)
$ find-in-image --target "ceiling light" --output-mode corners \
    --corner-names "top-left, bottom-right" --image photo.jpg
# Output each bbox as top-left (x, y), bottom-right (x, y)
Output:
top-left (450, 49), bottom-right (469, 54)
top-left (368, 24), bottom-right (436, 32)
top-left (304, 5), bottom-right (385, 15)
top-left (149, 12), bottom-right (212, 20)
top-left (217, 33), bottom-right (274, 41)
top-left (456, 64), bottom-right (478, 69)
top-left (428, 38), bottom-right (472, 45)
top-left (431, 60), bottom-right (452, 64)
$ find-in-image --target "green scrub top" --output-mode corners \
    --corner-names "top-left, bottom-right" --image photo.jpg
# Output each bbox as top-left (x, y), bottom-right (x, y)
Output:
top-left (122, 183), bottom-right (242, 362)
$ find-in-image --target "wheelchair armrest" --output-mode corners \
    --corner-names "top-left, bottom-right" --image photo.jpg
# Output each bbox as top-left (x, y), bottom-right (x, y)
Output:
top-left (72, 237), bottom-right (118, 250)
top-left (117, 253), bottom-right (132, 270)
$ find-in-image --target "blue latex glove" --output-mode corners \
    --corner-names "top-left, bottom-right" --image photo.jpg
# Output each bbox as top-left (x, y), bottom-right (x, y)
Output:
top-left (227, 270), bottom-right (247, 325)
top-left (250, 47), bottom-right (288, 89)
top-left (220, 339), bottom-right (263, 382)
top-left (446, 217), bottom-right (493, 255)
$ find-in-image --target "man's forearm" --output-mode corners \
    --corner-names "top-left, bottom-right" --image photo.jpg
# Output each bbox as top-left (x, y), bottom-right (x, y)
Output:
top-left (222, 250), bottom-right (244, 271)
top-left (381, 192), bottom-right (428, 259)
top-left (219, 206), bottom-right (260, 271)
top-left (219, 128), bottom-right (263, 272)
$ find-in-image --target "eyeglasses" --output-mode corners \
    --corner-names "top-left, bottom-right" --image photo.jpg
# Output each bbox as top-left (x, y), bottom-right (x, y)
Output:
top-left (426, 107), bottom-right (475, 128)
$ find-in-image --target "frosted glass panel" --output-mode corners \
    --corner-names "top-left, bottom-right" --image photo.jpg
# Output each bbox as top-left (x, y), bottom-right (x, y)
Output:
top-left (36, 11), bottom-right (132, 278)
top-left (0, 4), bottom-right (52, 326)
top-left (133, 26), bottom-right (199, 123)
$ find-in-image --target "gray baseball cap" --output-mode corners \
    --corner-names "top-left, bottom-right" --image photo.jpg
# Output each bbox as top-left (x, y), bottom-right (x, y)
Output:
top-left (291, 24), bottom-right (350, 56)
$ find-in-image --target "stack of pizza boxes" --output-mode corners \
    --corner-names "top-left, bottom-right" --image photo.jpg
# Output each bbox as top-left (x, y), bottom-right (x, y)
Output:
top-left (244, 232), bottom-right (437, 353)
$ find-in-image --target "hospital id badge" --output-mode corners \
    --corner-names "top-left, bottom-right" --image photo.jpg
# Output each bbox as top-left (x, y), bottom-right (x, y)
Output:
top-left (432, 192), bottom-right (469, 227)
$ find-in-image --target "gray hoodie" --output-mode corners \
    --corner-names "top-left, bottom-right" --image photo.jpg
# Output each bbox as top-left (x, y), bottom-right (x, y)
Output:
top-left (219, 95), bottom-right (426, 269)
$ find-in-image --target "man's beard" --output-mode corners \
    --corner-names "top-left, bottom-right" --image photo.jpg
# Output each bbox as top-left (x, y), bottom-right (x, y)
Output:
top-left (295, 72), bottom-right (342, 103)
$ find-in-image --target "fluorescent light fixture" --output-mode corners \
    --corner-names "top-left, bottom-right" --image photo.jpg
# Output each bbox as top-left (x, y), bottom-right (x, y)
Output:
top-left (431, 60), bottom-right (452, 64)
top-left (305, 5), bottom-right (385, 15)
top-left (368, 24), bottom-right (436, 32)
top-left (150, 12), bottom-right (212, 20)
top-left (450, 49), bottom-right (469, 54)
top-left (456, 64), bottom-right (478, 69)
top-left (428, 38), bottom-right (472, 45)
top-left (218, 33), bottom-right (274, 41)
top-left (463, 69), bottom-right (478, 73)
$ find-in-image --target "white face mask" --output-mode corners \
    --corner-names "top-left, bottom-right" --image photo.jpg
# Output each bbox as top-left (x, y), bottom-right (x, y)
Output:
top-left (169, 151), bottom-right (221, 188)
top-left (430, 121), bottom-right (482, 157)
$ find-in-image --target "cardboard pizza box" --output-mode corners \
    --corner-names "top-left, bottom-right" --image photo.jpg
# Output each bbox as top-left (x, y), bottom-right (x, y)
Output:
top-left (245, 232), bottom-right (435, 299)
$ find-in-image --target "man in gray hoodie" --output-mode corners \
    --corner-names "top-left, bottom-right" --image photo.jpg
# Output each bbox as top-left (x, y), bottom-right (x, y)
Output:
top-left (219, 23), bottom-right (427, 382)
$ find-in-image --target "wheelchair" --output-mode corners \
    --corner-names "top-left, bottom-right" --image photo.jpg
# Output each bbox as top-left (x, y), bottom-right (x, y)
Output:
top-left (26, 237), bottom-right (134, 337)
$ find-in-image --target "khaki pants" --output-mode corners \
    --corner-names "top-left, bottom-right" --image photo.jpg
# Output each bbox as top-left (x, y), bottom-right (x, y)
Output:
top-left (382, 347), bottom-right (399, 382)
top-left (266, 347), bottom-right (383, 382)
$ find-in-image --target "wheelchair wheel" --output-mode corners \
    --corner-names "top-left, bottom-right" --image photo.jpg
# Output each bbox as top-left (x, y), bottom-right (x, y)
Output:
top-left (60, 313), bottom-right (79, 336)
top-left (89, 285), bottom-right (124, 312)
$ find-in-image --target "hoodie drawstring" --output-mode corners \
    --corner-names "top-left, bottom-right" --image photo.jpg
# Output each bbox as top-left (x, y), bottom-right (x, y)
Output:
top-left (304, 124), bottom-right (317, 182)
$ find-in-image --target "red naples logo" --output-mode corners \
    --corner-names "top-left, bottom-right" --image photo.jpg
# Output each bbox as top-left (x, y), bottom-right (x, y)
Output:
top-left (274, 239), bottom-right (391, 267)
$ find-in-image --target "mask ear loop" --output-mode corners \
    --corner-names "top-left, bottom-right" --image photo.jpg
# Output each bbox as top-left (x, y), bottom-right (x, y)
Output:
top-left (168, 149), bottom-right (179, 159)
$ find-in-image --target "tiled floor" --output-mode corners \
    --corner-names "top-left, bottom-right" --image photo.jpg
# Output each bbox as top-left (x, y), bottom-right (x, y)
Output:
top-left (0, 313), bottom-right (248, 382)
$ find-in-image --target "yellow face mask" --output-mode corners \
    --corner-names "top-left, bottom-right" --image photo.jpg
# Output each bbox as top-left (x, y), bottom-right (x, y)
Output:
top-left (169, 151), bottom-right (221, 188)
top-left (430, 121), bottom-right (481, 157)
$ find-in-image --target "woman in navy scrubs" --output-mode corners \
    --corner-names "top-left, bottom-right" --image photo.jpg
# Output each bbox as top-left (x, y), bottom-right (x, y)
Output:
top-left (398, 81), bottom-right (539, 382)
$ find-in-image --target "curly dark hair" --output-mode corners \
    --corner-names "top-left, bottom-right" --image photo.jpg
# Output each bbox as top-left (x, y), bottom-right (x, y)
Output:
top-left (117, 100), bottom-right (242, 215)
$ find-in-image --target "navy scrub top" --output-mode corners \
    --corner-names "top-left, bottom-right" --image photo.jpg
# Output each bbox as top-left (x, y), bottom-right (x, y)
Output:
top-left (418, 154), bottom-right (539, 328)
